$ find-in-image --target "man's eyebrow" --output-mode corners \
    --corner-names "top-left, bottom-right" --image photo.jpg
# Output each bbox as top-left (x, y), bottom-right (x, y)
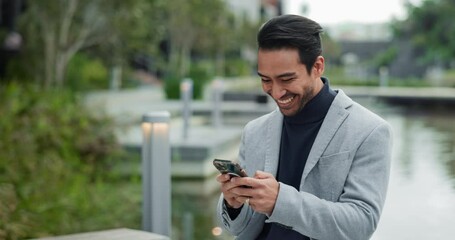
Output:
top-left (257, 72), bottom-right (267, 78)
top-left (257, 72), bottom-right (296, 78)
top-left (276, 72), bottom-right (297, 78)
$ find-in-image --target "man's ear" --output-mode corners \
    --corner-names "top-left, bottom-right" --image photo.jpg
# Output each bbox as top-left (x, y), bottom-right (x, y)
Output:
top-left (312, 56), bottom-right (325, 76)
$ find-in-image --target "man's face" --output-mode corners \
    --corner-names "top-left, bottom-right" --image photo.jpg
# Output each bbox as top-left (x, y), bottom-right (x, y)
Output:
top-left (257, 48), bottom-right (324, 116)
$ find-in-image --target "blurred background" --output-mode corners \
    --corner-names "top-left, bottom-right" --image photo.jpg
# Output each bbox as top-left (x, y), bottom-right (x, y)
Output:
top-left (1, 0), bottom-right (454, 239)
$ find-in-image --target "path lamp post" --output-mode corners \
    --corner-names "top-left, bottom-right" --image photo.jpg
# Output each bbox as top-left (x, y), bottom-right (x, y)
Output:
top-left (181, 78), bottom-right (193, 140)
top-left (380, 66), bottom-right (389, 87)
top-left (212, 78), bottom-right (223, 128)
top-left (141, 111), bottom-right (171, 237)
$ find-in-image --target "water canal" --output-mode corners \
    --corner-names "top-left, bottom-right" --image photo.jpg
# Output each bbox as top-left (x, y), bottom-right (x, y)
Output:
top-left (370, 99), bottom-right (455, 239)
top-left (171, 97), bottom-right (455, 240)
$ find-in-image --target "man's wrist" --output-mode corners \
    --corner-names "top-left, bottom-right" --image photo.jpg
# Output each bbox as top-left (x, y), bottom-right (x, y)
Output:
top-left (224, 199), bottom-right (241, 209)
top-left (224, 199), bottom-right (243, 220)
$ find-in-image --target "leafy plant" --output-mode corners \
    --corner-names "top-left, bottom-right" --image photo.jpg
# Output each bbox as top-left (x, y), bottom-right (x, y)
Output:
top-left (0, 82), bottom-right (127, 239)
top-left (164, 63), bottom-right (212, 100)
top-left (66, 53), bottom-right (109, 91)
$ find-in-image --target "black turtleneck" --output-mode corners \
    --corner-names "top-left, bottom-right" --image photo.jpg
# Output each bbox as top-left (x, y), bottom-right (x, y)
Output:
top-left (257, 77), bottom-right (337, 240)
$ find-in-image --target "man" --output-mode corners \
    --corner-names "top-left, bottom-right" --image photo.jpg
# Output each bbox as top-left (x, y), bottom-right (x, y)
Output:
top-left (216, 14), bottom-right (392, 240)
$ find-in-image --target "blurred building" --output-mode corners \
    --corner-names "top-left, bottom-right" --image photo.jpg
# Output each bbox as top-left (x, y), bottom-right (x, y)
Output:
top-left (325, 22), bottom-right (392, 42)
top-left (225, 0), bottom-right (282, 23)
top-left (323, 22), bottom-right (428, 79)
top-left (334, 23), bottom-right (428, 79)
top-left (223, 0), bottom-right (282, 68)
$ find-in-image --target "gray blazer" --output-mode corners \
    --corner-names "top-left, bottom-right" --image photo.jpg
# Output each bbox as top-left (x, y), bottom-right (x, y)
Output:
top-left (217, 90), bottom-right (393, 240)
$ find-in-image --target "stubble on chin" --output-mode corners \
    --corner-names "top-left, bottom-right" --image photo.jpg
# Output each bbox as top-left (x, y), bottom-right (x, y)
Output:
top-left (283, 88), bottom-right (315, 116)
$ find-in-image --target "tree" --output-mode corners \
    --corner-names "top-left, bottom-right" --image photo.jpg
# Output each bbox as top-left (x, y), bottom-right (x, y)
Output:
top-left (392, 0), bottom-right (455, 65)
top-left (163, 0), bottom-right (234, 78)
top-left (321, 32), bottom-right (341, 65)
top-left (13, 0), bottom-right (165, 89)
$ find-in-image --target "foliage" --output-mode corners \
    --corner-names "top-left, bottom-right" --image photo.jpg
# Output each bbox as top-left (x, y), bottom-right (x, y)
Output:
top-left (66, 53), bottom-right (109, 91)
top-left (392, 0), bottom-right (455, 65)
top-left (224, 58), bottom-right (253, 77)
top-left (370, 46), bottom-right (399, 68)
top-left (0, 82), bottom-right (129, 239)
top-left (163, 75), bottom-right (181, 100)
top-left (188, 63), bottom-right (212, 100)
top-left (164, 63), bottom-right (212, 100)
top-left (163, 0), bottom-right (236, 78)
top-left (8, 0), bottom-right (166, 89)
top-left (3, 0), bottom-right (264, 92)
top-left (441, 69), bottom-right (455, 87)
top-left (321, 33), bottom-right (342, 64)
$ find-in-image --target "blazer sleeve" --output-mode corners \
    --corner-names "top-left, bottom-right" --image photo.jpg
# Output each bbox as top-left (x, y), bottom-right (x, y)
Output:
top-left (266, 121), bottom-right (393, 240)
top-left (216, 124), bottom-right (265, 239)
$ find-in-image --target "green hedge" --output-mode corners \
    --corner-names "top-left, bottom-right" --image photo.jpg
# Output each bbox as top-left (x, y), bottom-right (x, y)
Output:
top-left (66, 53), bottom-right (109, 91)
top-left (0, 83), bottom-right (137, 239)
top-left (164, 64), bottom-right (212, 100)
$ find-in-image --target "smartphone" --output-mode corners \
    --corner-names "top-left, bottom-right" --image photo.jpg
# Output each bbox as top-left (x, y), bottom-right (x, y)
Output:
top-left (213, 159), bottom-right (248, 177)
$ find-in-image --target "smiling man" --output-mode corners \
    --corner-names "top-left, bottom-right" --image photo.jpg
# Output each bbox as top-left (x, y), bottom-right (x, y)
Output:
top-left (216, 15), bottom-right (393, 240)
top-left (257, 48), bottom-right (324, 116)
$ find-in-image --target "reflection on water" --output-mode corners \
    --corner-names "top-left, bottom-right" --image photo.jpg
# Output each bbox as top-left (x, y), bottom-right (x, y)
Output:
top-left (172, 181), bottom-right (234, 240)
top-left (172, 99), bottom-right (455, 240)
top-left (371, 102), bottom-right (455, 240)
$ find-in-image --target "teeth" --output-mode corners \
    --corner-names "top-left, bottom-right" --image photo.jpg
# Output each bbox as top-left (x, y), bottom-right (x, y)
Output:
top-left (277, 96), bottom-right (293, 104)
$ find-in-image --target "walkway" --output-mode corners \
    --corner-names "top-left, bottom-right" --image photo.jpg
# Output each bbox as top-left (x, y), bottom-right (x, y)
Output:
top-left (339, 85), bottom-right (455, 103)
top-left (83, 85), bottom-right (455, 187)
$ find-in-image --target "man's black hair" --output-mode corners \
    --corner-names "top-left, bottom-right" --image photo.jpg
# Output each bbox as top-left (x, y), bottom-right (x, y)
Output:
top-left (257, 14), bottom-right (323, 74)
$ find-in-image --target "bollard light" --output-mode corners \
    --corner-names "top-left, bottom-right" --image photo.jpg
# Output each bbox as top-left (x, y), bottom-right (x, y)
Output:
top-left (181, 78), bottom-right (193, 140)
top-left (379, 66), bottom-right (389, 87)
top-left (212, 78), bottom-right (223, 128)
top-left (142, 111), bottom-right (171, 237)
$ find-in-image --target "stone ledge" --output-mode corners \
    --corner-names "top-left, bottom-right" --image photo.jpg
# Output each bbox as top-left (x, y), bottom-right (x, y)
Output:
top-left (32, 228), bottom-right (169, 240)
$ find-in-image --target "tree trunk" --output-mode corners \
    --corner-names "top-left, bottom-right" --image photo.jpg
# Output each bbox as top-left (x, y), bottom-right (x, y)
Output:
top-left (216, 50), bottom-right (225, 77)
top-left (169, 40), bottom-right (180, 79)
top-left (55, 53), bottom-right (68, 88)
top-left (43, 29), bottom-right (56, 89)
top-left (180, 44), bottom-right (191, 78)
top-left (109, 65), bottom-right (122, 90)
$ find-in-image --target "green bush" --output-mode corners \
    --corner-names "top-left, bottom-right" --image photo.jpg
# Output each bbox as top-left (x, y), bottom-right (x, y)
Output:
top-left (188, 64), bottom-right (211, 100)
top-left (163, 75), bottom-right (181, 100)
top-left (224, 58), bottom-right (253, 77)
top-left (164, 63), bottom-right (213, 100)
top-left (66, 53), bottom-right (109, 91)
top-left (0, 83), bottom-right (132, 239)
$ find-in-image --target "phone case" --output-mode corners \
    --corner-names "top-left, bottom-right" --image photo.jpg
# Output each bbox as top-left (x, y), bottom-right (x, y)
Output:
top-left (213, 159), bottom-right (248, 177)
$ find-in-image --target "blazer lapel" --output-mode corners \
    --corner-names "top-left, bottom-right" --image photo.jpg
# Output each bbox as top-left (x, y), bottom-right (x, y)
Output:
top-left (264, 108), bottom-right (283, 177)
top-left (300, 90), bottom-right (352, 185)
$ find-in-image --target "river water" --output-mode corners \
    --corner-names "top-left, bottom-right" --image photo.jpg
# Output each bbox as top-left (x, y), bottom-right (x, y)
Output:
top-left (172, 98), bottom-right (455, 240)
top-left (369, 99), bottom-right (455, 239)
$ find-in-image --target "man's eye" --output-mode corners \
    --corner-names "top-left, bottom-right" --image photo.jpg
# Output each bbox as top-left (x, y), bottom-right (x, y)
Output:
top-left (261, 79), bottom-right (271, 83)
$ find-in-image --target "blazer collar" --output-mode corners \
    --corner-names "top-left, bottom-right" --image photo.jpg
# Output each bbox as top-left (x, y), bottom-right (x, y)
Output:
top-left (301, 89), bottom-right (353, 184)
top-left (264, 90), bottom-right (353, 181)
top-left (264, 108), bottom-right (283, 177)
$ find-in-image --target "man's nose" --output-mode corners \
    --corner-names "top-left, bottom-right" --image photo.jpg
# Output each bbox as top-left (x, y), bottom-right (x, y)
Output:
top-left (270, 85), bottom-right (286, 100)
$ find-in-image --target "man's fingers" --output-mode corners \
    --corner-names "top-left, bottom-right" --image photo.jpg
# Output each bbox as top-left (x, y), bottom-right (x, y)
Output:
top-left (216, 173), bottom-right (231, 183)
top-left (231, 176), bottom-right (255, 188)
top-left (254, 170), bottom-right (273, 179)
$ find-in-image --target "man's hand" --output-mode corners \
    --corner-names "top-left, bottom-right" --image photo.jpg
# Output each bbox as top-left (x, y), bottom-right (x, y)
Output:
top-left (230, 171), bottom-right (280, 215)
top-left (216, 173), bottom-right (246, 209)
